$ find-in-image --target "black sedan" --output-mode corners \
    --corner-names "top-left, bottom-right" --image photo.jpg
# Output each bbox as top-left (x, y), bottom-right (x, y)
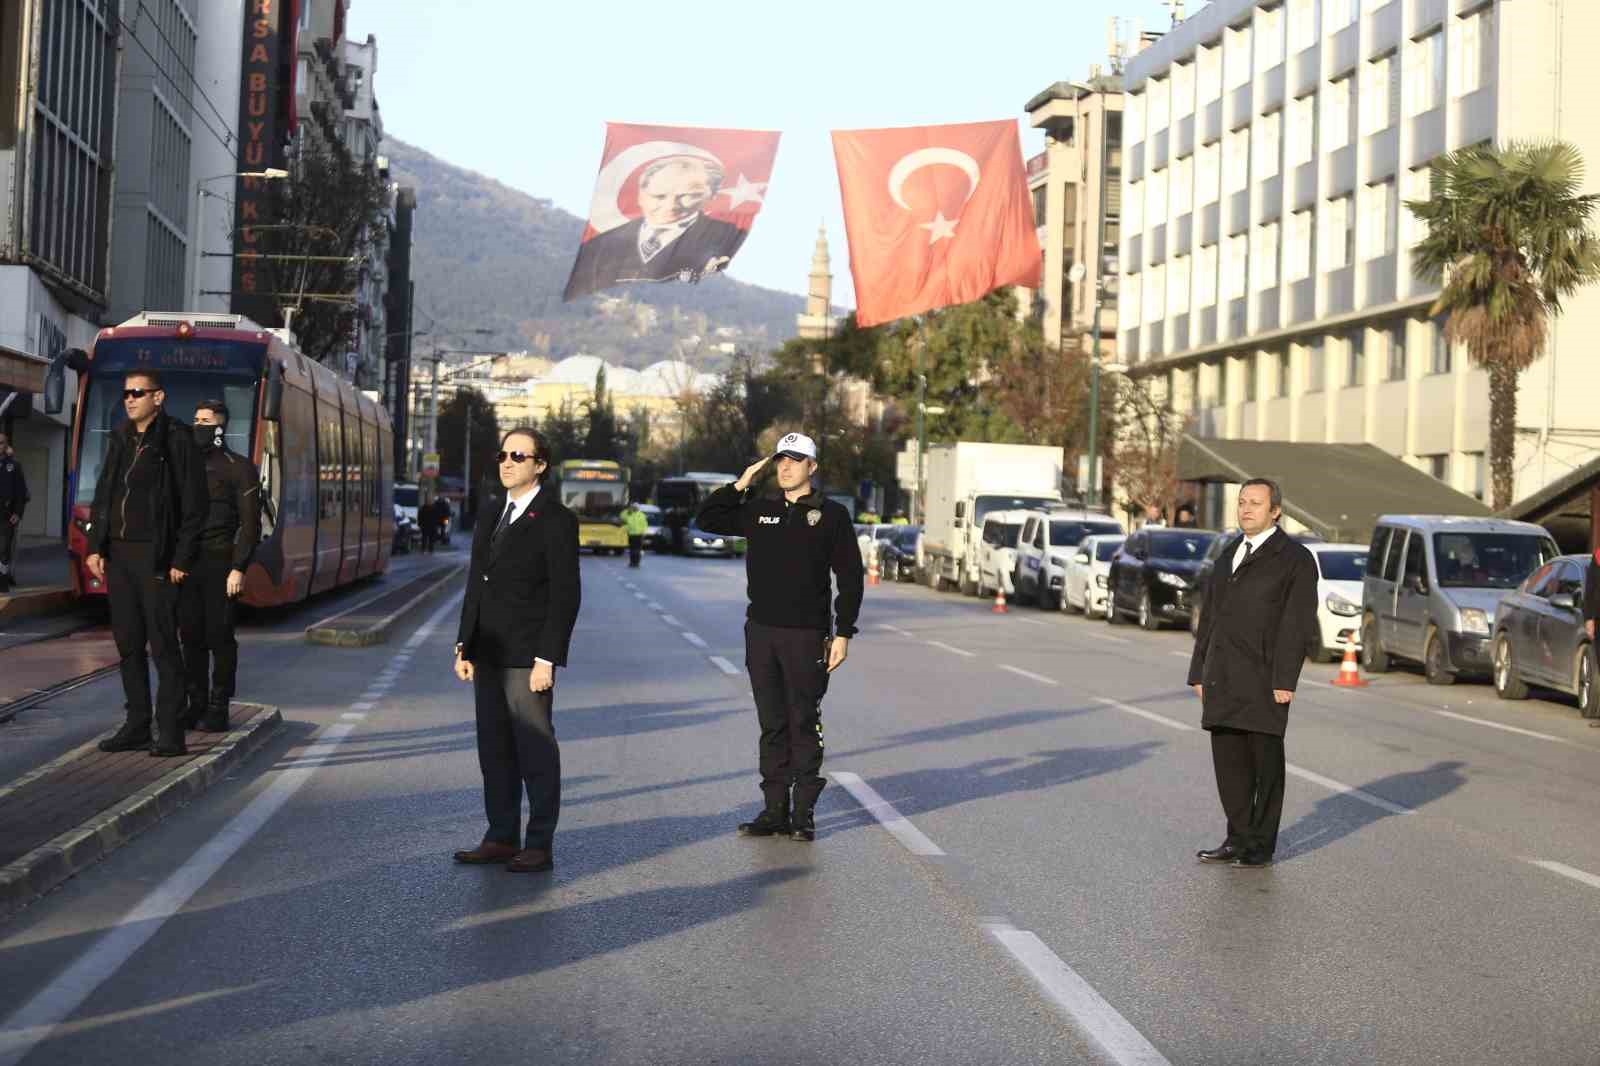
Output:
top-left (1188, 528), bottom-right (1324, 636)
top-left (1108, 528), bottom-right (1218, 630)
top-left (876, 526), bottom-right (922, 582)
top-left (1491, 554), bottom-right (1599, 718)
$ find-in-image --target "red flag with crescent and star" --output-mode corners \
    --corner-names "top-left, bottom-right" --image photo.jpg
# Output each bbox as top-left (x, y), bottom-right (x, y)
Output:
top-left (831, 119), bottom-right (1041, 327)
top-left (563, 123), bottom-right (781, 301)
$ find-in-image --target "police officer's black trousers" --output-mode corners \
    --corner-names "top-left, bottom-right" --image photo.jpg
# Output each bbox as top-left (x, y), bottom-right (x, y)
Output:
top-left (744, 621), bottom-right (829, 811)
top-left (180, 553), bottom-right (238, 702)
top-left (106, 540), bottom-right (185, 742)
top-left (627, 535), bottom-right (643, 567)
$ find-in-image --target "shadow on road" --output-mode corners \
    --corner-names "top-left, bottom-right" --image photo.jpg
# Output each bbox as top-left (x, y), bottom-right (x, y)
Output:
top-left (1278, 759), bottom-right (1467, 861)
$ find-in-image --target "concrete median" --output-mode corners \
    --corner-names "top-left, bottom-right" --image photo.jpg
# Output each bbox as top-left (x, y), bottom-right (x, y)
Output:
top-left (303, 563), bottom-right (465, 647)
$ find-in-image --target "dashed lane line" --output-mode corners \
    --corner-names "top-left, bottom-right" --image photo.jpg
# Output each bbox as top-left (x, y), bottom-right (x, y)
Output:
top-left (828, 772), bottom-right (945, 856)
top-left (708, 655), bottom-right (741, 677)
top-left (1284, 764), bottom-right (1414, 816)
top-left (1011, 617), bottom-right (1046, 626)
top-left (1527, 859), bottom-right (1600, 892)
top-left (998, 664), bottom-right (1059, 687)
top-left (1427, 708), bottom-right (1575, 747)
top-left (1077, 631), bottom-right (1129, 644)
top-left (661, 615), bottom-right (684, 628)
top-left (877, 623), bottom-right (912, 636)
top-left (681, 632), bottom-right (709, 650)
top-left (1093, 697), bottom-right (1196, 733)
top-left (924, 640), bottom-right (976, 659)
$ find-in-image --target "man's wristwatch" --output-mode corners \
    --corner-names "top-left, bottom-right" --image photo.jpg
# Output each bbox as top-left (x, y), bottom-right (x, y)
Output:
top-left (454, 642), bottom-right (465, 658)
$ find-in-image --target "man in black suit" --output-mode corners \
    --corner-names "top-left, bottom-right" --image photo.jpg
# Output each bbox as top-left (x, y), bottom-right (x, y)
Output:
top-left (1186, 478), bottom-right (1319, 868)
top-left (563, 155), bottom-right (748, 300)
top-left (452, 427), bottom-right (581, 874)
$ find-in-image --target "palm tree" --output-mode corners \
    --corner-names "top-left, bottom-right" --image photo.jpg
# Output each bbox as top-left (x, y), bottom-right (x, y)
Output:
top-left (1407, 142), bottom-right (1600, 509)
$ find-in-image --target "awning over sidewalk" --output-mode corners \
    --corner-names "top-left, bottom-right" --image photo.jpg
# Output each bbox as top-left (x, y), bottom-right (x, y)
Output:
top-left (0, 345), bottom-right (47, 394)
top-left (1499, 455), bottom-right (1600, 553)
top-left (1178, 436), bottom-right (1490, 542)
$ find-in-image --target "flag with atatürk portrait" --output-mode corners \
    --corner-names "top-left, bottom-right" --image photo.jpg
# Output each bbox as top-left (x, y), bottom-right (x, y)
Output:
top-left (563, 123), bottom-right (782, 301)
top-left (831, 120), bottom-right (1041, 327)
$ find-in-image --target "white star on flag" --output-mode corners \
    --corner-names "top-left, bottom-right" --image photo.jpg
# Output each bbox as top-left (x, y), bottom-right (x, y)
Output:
top-left (919, 211), bottom-right (958, 245)
top-left (717, 173), bottom-right (768, 209)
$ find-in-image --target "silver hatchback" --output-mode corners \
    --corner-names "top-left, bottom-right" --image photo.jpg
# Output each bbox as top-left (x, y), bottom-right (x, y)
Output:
top-left (1490, 555), bottom-right (1600, 718)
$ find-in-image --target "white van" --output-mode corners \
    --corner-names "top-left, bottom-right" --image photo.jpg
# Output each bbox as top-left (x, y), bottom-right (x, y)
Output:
top-left (975, 509), bottom-right (1035, 599)
top-left (1013, 510), bottom-right (1124, 608)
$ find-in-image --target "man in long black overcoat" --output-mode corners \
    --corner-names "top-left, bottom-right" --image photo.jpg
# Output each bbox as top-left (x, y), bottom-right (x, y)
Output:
top-left (1186, 478), bottom-right (1319, 868)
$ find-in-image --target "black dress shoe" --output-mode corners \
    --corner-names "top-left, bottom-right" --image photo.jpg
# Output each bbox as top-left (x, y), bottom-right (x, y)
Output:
top-left (737, 809), bottom-right (790, 837)
top-left (1231, 853), bottom-right (1273, 869)
top-left (149, 741), bottom-right (188, 757)
top-left (789, 809), bottom-right (816, 843)
top-left (1197, 843), bottom-right (1242, 864)
top-left (98, 727), bottom-right (153, 752)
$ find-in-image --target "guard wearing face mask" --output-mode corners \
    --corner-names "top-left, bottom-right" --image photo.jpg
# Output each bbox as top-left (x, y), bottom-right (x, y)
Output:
top-left (178, 400), bottom-right (260, 732)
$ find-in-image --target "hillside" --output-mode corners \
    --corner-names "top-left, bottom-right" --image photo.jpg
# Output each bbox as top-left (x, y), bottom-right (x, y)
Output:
top-left (384, 137), bottom-right (805, 369)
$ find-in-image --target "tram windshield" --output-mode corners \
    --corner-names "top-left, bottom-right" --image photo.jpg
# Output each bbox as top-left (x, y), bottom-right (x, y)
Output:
top-left (75, 339), bottom-right (264, 506)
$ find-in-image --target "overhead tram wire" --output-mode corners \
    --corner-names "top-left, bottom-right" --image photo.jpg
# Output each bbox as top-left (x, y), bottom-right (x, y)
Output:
top-left (133, 0), bottom-right (241, 148)
top-left (104, 4), bottom-right (238, 159)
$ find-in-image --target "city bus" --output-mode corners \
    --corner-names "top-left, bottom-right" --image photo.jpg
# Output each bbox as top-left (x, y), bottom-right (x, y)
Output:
top-left (49, 312), bottom-right (394, 606)
top-left (555, 458), bottom-right (629, 554)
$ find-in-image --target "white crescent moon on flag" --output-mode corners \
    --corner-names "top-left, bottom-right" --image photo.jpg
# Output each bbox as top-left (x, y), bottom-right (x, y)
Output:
top-left (887, 148), bottom-right (981, 212)
top-left (589, 140), bottom-right (724, 233)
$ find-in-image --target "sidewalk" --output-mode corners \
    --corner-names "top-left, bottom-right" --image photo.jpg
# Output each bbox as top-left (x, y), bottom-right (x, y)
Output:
top-left (0, 534), bottom-right (76, 626)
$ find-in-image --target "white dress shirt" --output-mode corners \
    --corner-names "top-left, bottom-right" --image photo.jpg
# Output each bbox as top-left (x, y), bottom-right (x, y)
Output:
top-left (493, 483), bottom-right (551, 669)
top-left (1232, 525), bottom-right (1279, 573)
top-left (637, 215), bottom-right (696, 261)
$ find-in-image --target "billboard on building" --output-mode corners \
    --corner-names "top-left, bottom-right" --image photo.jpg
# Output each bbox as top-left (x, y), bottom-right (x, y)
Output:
top-left (563, 123), bottom-right (781, 301)
top-left (231, 0), bottom-right (298, 328)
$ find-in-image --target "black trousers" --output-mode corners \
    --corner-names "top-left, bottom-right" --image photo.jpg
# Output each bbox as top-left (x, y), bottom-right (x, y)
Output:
top-left (472, 666), bottom-right (560, 851)
top-left (1209, 727), bottom-right (1286, 857)
top-left (627, 535), bottom-right (643, 567)
top-left (0, 514), bottom-right (16, 582)
top-left (106, 540), bottom-right (185, 741)
top-left (745, 621), bottom-right (829, 810)
top-left (421, 527), bottom-right (437, 553)
top-left (179, 553), bottom-right (238, 701)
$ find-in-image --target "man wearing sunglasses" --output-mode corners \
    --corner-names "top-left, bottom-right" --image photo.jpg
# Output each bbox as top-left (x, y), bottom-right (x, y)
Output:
top-left (696, 431), bottom-right (864, 842)
top-left (85, 370), bottom-right (208, 756)
top-left (452, 428), bottom-right (582, 874)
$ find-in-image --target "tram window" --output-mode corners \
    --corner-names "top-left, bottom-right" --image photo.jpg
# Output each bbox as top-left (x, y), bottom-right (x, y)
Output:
top-left (258, 420), bottom-right (280, 537)
top-left (365, 419), bottom-right (379, 517)
top-left (282, 388), bottom-right (314, 522)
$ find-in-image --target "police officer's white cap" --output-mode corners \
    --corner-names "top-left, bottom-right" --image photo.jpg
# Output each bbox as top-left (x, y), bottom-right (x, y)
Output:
top-left (772, 432), bottom-right (817, 462)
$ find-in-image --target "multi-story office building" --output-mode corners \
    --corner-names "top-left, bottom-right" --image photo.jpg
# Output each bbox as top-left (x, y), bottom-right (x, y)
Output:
top-left (341, 35), bottom-right (388, 390)
top-left (1118, 0), bottom-right (1600, 515)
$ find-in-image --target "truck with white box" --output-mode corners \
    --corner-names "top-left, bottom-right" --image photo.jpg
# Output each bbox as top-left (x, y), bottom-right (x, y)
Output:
top-left (920, 442), bottom-right (1064, 595)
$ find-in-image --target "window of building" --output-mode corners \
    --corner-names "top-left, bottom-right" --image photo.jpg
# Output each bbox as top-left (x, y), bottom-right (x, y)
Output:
top-left (1288, 93), bottom-right (1315, 167)
top-left (1256, 111), bottom-right (1281, 180)
top-left (1196, 140), bottom-right (1221, 205)
top-left (1323, 77), bottom-right (1351, 152)
top-left (1217, 361), bottom-right (1229, 407)
top-left (1401, 165), bottom-right (1431, 247)
top-left (1321, 195), bottom-right (1352, 270)
top-left (1423, 453), bottom-right (1450, 482)
top-left (1361, 56), bottom-right (1393, 136)
top-left (1245, 352), bottom-right (1259, 402)
top-left (1286, 209), bottom-right (1313, 282)
top-left (1257, 6), bottom-right (1284, 71)
top-left (1359, 180), bottom-right (1393, 260)
top-left (1307, 340), bottom-right (1326, 392)
top-left (1345, 330), bottom-right (1365, 387)
top-left (1195, 243), bottom-right (1219, 307)
top-left (1172, 155), bottom-right (1194, 215)
top-left (1173, 62), bottom-right (1195, 119)
top-left (1032, 185), bottom-right (1048, 226)
top-left (1453, 11), bottom-right (1491, 99)
top-left (1405, 32), bottom-right (1443, 116)
top-left (1430, 319), bottom-right (1453, 374)
top-left (1289, 0), bottom-right (1319, 53)
top-left (1224, 126), bottom-right (1251, 193)
top-left (1198, 44), bottom-right (1223, 103)
top-left (1276, 348), bottom-right (1292, 397)
top-left (1326, 0), bottom-right (1357, 31)
top-left (1169, 254), bottom-right (1192, 314)
top-left (1225, 23), bottom-right (1254, 91)
top-left (1145, 264), bottom-right (1166, 322)
top-left (1252, 222), bottom-right (1280, 290)
top-left (1386, 324), bottom-right (1406, 381)
top-left (1223, 233), bottom-right (1249, 301)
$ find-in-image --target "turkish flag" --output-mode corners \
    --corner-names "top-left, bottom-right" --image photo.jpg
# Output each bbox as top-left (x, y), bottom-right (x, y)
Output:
top-left (832, 120), bottom-right (1041, 327)
top-left (563, 123), bottom-right (781, 301)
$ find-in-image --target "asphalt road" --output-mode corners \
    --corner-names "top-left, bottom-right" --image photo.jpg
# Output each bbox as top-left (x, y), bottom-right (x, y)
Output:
top-left (2, 549), bottom-right (1599, 1065)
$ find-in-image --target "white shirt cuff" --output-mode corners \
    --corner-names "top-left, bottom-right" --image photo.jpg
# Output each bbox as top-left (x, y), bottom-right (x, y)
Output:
top-left (535, 658), bottom-right (553, 668)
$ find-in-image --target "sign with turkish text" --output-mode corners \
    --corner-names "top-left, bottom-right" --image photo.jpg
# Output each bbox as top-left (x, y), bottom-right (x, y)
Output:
top-left (230, 0), bottom-right (297, 328)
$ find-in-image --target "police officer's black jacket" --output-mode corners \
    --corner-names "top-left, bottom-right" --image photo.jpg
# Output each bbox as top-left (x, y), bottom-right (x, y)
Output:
top-left (0, 451), bottom-right (27, 518)
top-left (456, 486), bottom-right (582, 668)
top-left (197, 443), bottom-right (262, 569)
top-left (88, 409), bottom-right (208, 573)
top-left (696, 484), bottom-right (864, 637)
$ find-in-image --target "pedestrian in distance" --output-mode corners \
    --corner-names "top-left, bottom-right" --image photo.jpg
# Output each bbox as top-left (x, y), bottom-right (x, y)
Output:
top-left (420, 496), bottom-right (440, 554)
top-left (452, 428), bottom-right (581, 874)
top-left (622, 500), bottom-right (648, 568)
top-left (696, 431), bottom-right (864, 843)
top-left (85, 370), bottom-right (208, 757)
top-left (1187, 478), bottom-right (1319, 868)
top-left (178, 400), bottom-right (261, 733)
top-left (0, 430), bottom-right (28, 593)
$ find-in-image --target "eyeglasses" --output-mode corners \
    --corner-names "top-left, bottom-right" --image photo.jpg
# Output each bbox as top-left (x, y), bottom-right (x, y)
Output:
top-left (496, 451), bottom-right (539, 465)
top-left (122, 388), bottom-right (158, 399)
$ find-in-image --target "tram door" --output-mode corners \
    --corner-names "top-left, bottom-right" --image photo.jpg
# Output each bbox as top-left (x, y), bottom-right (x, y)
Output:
top-left (310, 386), bottom-right (344, 596)
top-left (338, 400), bottom-right (362, 585)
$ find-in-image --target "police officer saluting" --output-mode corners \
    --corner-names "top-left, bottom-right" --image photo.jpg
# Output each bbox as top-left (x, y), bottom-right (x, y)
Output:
top-left (179, 400), bottom-right (260, 733)
top-left (85, 370), bottom-right (208, 756)
top-left (697, 431), bottom-right (864, 842)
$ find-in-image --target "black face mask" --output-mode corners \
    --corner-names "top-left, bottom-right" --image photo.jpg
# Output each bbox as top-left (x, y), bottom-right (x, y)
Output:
top-left (195, 424), bottom-right (225, 450)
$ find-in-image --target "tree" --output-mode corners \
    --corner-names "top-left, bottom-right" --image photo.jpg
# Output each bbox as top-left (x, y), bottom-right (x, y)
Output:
top-left (1108, 379), bottom-right (1188, 525)
top-left (540, 398), bottom-right (585, 467)
top-left (582, 365), bottom-right (628, 460)
top-left (1407, 141), bottom-right (1600, 508)
top-left (436, 387), bottom-right (501, 524)
top-left (252, 137), bottom-right (390, 375)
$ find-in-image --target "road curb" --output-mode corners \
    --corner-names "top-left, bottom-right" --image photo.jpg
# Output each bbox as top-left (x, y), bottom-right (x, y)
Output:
top-left (0, 701), bottom-right (283, 921)
top-left (0, 586), bottom-right (76, 626)
top-left (303, 564), bottom-right (465, 647)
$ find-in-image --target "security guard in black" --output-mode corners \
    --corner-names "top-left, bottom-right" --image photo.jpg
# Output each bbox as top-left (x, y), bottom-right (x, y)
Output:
top-left (179, 401), bottom-right (261, 731)
top-left (0, 431), bottom-right (28, 591)
top-left (697, 434), bottom-right (864, 842)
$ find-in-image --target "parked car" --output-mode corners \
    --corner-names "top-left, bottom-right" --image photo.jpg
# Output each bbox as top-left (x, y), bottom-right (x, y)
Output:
top-left (975, 509), bottom-right (1034, 598)
top-left (1491, 555), bottom-right (1600, 717)
top-left (685, 523), bottom-right (744, 558)
top-left (636, 503), bottom-right (668, 550)
top-left (1013, 510), bottom-right (1124, 608)
top-left (1305, 543), bottom-right (1370, 661)
top-left (1361, 515), bottom-right (1559, 685)
top-left (1188, 528), bottom-right (1325, 638)
top-left (876, 525), bottom-right (923, 583)
top-left (1107, 528), bottom-right (1218, 630)
top-left (1063, 533), bottom-right (1126, 617)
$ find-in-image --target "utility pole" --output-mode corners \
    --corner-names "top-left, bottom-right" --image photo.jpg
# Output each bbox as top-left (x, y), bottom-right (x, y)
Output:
top-left (1086, 96), bottom-right (1112, 509)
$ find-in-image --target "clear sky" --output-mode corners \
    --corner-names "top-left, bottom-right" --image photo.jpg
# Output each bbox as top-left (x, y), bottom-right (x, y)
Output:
top-left (345, 0), bottom-right (1177, 308)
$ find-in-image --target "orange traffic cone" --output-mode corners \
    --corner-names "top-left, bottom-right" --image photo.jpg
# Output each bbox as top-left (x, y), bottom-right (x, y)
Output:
top-left (868, 554), bottom-right (881, 587)
top-left (1333, 645), bottom-right (1367, 688)
top-left (992, 585), bottom-right (1008, 614)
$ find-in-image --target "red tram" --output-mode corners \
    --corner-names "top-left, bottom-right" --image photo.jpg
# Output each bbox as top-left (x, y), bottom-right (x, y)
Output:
top-left (56, 313), bottom-right (394, 606)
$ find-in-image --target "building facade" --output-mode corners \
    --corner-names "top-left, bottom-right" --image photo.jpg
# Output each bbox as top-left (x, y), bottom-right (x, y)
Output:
top-left (1118, 0), bottom-right (1600, 510)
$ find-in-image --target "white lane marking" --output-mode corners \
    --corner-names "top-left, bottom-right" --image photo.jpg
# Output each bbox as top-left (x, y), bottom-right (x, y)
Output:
top-left (358, 690), bottom-right (385, 702)
top-left (681, 632), bottom-right (709, 650)
top-left (348, 701), bottom-right (376, 711)
top-left (1078, 631), bottom-right (1129, 644)
top-left (924, 639), bottom-right (976, 659)
top-left (0, 592), bottom-right (466, 1066)
top-left (622, 583), bottom-right (638, 591)
top-left (708, 655), bottom-right (741, 676)
top-left (1285, 764), bottom-right (1414, 816)
top-left (340, 712), bottom-right (367, 721)
top-left (1093, 697), bottom-right (1197, 733)
top-left (1168, 651), bottom-right (1191, 659)
top-left (1428, 708), bottom-right (1574, 746)
top-left (829, 771), bottom-right (945, 856)
top-left (646, 601), bottom-right (664, 611)
top-left (998, 664), bottom-right (1059, 687)
top-left (661, 615), bottom-right (684, 627)
top-left (1012, 617), bottom-right (1046, 627)
top-left (983, 921), bottom-right (1173, 1066)
top-left (632, 592), bottom-right (647, 601)
top-left (1527, 859), bottom-right (1600, 891)
top-left (877, 623), bottom-right (912, 636)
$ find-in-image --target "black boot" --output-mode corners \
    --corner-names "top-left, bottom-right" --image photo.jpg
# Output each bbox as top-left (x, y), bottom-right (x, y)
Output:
top-left (98, 721), bottom-right (153, 752)
top-left (179, 689), bottom-right (205, 731)
top-left (197, 689), bottom-right (230, 733)
top-left (789, 806), bottom-right (816, 842)
top-left (737, 789), bottom-right (790, 837)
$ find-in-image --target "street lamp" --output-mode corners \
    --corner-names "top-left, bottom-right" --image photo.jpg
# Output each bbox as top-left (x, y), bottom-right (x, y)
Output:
top-left (190, 168), bottom-right (289, 309)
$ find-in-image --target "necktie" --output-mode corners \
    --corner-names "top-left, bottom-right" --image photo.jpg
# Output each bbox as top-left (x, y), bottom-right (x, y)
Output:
top-left (640, 228), bottom-right (664, 261)
top-left (491, 502), bottom-right (515, 545)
